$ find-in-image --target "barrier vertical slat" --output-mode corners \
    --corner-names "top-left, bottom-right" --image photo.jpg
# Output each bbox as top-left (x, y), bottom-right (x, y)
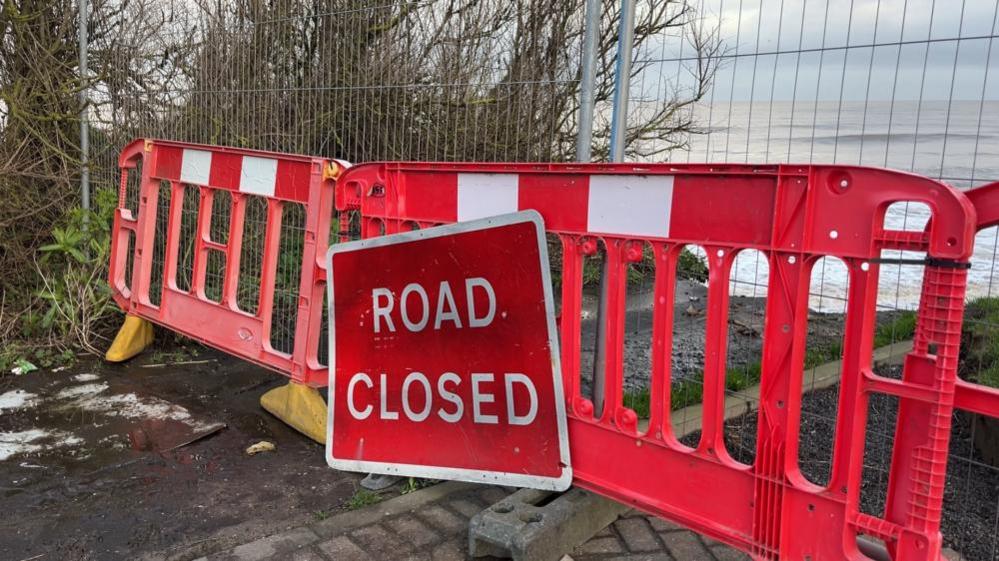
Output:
top-left (259, 200), bottom-right (284, 352)
top-left (290, 163), bottom-right (334, 379)
top-left (306, 166), bottom-right (338, 368)
top-left (222, 193), bottom-right (247, 310)
top-left (163, 182), bottom-right (184, 293)
top-left (827, 264), bottom-right (878, 497)
top-left (884, 265), bottom-right (968, 556)
top-left (699, 246), bottom-right (734, 458)
top-left (133, 157), bottom-right (160, 307)
top-left (601, 241), bottom-right (626, 427)
top-left (647, 243), bottom-right (675, 440)
top-left (559, 236), bottom-right (584, 416)
top-left (191, 188), bottom-right (214, 300)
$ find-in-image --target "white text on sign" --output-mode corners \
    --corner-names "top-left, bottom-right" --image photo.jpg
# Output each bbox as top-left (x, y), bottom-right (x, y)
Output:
top-left (355, 277), bottom-right (537, 427)
top-left (345, 372), bottom-right (538, 426)
top-left (371, 277), bottom-right (496, 333)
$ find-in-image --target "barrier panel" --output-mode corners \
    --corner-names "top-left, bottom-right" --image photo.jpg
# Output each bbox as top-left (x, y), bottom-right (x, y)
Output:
top-left (109, 139), bottom-right (346, 386)
top-left (333, 162), bottom-right (978, 561)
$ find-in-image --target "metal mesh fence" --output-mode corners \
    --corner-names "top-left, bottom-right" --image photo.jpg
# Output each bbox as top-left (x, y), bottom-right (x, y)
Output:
top-left (640, 2), bottom-right (999, 559)
top-left (88, 0), bottom-right (999, 558)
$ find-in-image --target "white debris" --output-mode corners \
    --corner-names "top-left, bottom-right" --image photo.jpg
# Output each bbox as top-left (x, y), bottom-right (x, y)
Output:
top-left (73, 373), bottom-right (100, 382)
top-left (55, 382), bottom-right (108, 400)
top-left (0, 429), bottom-right (86, 461)
top-left (58, 435), bottom-right (84, 447)
top-left (0, 429), bottom-right (50, 461)
top-left (71, 392), bottom-right (217, 431)
top-left (0, 389), bottom-right (37, 412)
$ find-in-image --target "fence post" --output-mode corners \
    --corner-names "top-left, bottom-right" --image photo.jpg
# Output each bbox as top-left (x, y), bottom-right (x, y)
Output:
top-left (78, 0), bottom-right (90, 215)
top-left (592, 0), bottom-right (637, 418)
top-left (608, 0), bottom-right (635, 162)
top-left (575, 0), bottom-right (600, 163)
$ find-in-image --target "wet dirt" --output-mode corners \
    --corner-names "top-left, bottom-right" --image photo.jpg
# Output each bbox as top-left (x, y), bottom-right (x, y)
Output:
top-left (0, 348), bottom-right (357, 561)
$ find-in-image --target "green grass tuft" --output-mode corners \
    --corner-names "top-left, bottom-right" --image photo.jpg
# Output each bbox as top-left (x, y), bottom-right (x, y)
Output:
top-left (345, 489), bottom-right (382, 510)
top-left (960, 297), bottom-right (999, 389)
top-left (872, 311), bottom-right (917, 349)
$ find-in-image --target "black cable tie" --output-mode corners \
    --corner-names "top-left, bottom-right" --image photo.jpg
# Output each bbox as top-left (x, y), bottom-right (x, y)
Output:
top-left (870, 257), bottom-right (972, 269)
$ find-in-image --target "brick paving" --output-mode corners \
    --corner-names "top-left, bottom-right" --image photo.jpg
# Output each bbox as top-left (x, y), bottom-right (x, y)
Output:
top-left (188, 481), bottom-right (749, 561)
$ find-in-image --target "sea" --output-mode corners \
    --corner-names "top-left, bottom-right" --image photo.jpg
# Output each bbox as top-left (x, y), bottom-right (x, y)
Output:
top-left (656, 99), bottom-right (999, 312)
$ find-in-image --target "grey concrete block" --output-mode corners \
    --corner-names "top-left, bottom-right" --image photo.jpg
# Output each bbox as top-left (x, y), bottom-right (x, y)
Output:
top-left (419, 504), bottom-right (467, 534)
top-left (204, 527), bottom-right (319, 561)
top-left (613, 518), bottom-right (661, 552)
top-left (431, 539), bottom-right (467, 561)
top-left (350, 524), bottom-right (414, 557)
top-left (711, 545), bottom-right (752, 561)
top-left (315, 536), bottom-right (368, 559)
top-left (660, 531), bottom-right (712, 561)
top-left (469, 487), bottom-right (629, 561)
top-left (386, 515), bottom-right (441, 549)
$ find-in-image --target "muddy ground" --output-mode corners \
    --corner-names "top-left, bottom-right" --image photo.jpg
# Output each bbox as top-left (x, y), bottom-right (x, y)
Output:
top-left (0, 348), bottom-right (360, 561)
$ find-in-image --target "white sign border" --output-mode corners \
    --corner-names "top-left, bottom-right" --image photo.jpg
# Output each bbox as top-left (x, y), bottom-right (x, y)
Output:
top-left (325, 210), bottom-right (572, 491)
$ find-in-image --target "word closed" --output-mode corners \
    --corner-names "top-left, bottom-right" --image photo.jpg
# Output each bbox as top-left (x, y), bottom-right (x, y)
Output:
top-left (326, 212), bottom-right (571, 490)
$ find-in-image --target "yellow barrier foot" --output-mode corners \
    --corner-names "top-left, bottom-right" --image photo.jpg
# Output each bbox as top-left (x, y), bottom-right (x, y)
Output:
top-left (105, 315), bottom-right (155, 362)
top-left (260, 382), bottom-right (327, 444)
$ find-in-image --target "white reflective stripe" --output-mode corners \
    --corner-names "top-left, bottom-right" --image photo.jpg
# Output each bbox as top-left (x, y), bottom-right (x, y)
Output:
top-left (240, 156), bottom-right (278, 197)
top-left (180, 149), bottom-right (212, 185)
top-left (457, 173), bottom-right (519, 221)
top-left (586, 175), bottom-right (673, 238)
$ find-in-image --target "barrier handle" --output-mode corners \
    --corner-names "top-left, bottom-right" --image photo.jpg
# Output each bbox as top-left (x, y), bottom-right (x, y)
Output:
top-left (965, 181), bottom-right (999, 229)
top-left (118, 138), bottom-right (147, 169)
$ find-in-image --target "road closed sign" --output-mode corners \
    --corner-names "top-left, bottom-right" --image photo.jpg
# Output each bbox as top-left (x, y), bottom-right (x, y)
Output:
top-left (325, 211), bottom-right (571, 490)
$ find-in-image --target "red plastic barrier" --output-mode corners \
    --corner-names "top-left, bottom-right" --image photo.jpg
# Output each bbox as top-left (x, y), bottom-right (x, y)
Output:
top-left (109, 139), bottom-right (346, 385)
top-left (958, 182), bottom-right (999, 419)
top-left (333, 162), bottom-right (977, 561)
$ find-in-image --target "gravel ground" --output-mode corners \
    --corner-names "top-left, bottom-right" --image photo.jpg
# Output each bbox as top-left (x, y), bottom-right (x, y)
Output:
top-left (577, 279), bottom-right (850, 393)
top-left (687, 363), bottom-right (999, 561)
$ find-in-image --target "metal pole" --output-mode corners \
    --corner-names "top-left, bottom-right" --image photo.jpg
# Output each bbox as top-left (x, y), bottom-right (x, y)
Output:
top-left (575, 0), bottom-right (600, 163)
top-left (609, 0), bottom-right (635, 162)
top-left (593, 0), bottom-right (635, 418)
top-left (79, 0), bottom-right (90, 215)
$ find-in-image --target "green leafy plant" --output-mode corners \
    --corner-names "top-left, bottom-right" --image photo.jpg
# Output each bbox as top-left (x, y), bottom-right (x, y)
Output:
top-left (32, 188), bottom-right (120, 355)
top-left (400, 477), bottom-right (437, 495)
top-left (345, 489), bottom-right (382, 510)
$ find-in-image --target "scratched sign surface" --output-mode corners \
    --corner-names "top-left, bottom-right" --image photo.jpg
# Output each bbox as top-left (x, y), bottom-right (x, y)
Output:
top-left (325, 211), bottom-right (571, 490)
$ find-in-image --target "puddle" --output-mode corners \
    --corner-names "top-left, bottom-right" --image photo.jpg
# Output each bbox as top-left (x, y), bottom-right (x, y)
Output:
top-left (0, 349), bottom-right (356, 561)
top-left (55, 382), bottom-right (108, 400)
top-left (0, 389), bottom-right (37, 412)
top-left (1, 364), bottom-right (224, 466)
top-left (0, 429), bottom-right (82, 461)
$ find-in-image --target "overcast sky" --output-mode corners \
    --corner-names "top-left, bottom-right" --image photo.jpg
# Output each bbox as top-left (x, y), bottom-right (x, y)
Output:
top-left (640, 0), bottom-right (999, 101)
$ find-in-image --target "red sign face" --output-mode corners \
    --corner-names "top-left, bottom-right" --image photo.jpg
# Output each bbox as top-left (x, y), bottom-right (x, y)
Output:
top-left (325, 211), bottom-right (571, 490)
